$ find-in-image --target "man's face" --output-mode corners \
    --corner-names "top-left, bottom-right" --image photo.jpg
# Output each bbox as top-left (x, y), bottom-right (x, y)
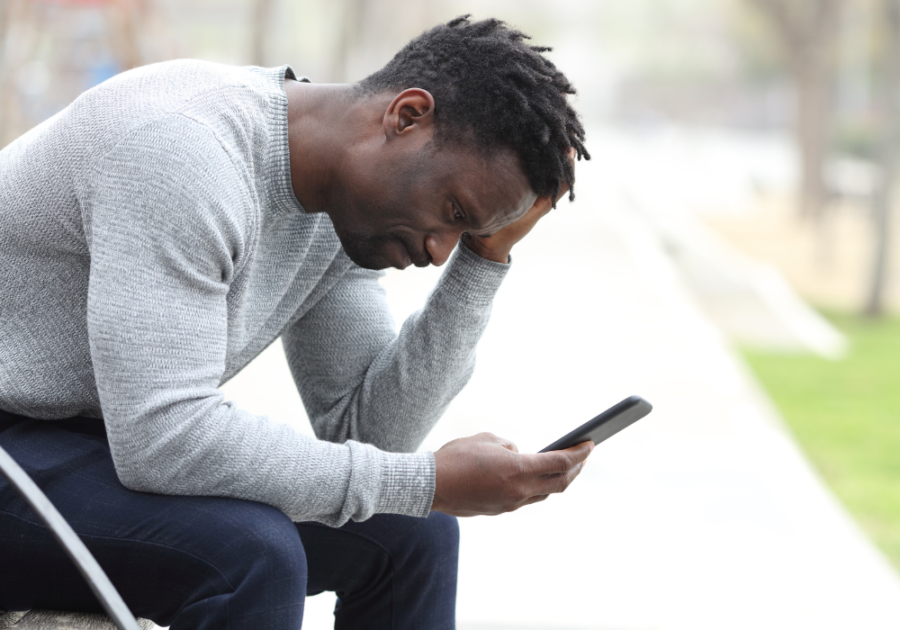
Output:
top-left (329, 142), bottom-right (537, 270)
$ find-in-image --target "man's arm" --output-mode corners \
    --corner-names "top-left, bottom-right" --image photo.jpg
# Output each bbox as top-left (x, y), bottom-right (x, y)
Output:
top-left (283, 177), bottom-right (591, 517)
top-left (282, 167), bottom-right (568, 453)
top-left (282, 240), bottom-right (509, 454)
top-left (85, 116), bottom-right (432, 526)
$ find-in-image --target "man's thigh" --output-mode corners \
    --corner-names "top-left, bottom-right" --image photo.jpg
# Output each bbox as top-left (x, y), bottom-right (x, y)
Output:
top-left (0, 413), bottom-right (458, 629)
top-left (299, 511), bottom-right (459, 629)
top-left (0, 415), bottom-right (305, 626)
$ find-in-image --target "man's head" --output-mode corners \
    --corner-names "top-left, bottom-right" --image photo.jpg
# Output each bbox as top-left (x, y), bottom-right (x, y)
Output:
top-left (324, 16), bottom-right (589, 270)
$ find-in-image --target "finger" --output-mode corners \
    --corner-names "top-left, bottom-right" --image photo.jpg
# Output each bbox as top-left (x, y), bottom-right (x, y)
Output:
top-left (523, 493), bottom-right (549, 506)
top-left (511, 494), bottom-right (550, 512)
top-left (519, 195), bottom-right (554, 226)
top-left (563, 459), bottom-right (586, 486)
top-left (559, 440), bottom-right (593, 466)
top-left (524, 441), bottom-right (593, 476)
top-left (518, 452), bottom-right (565, 476)
top-left (536, 461), bottom-right (585, 496)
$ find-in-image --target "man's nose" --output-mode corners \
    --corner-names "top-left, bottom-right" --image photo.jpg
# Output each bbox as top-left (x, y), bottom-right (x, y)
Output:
top-left (425, 230), bottom-right (463, 267)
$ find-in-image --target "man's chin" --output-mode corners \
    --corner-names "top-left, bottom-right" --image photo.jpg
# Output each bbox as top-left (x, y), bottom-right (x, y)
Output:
top-left (333, 230), bottom-right (385, 270)
top-left (339, 244), bottom-right (388, 270)
top-left (338, 231), bottom-right (414, 270)
top-left (349, 254), bottom-right (391, 271)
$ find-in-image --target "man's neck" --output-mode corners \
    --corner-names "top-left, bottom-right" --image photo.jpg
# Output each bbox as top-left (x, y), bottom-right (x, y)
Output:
top-left (284, 80), bottom-right (379, 214)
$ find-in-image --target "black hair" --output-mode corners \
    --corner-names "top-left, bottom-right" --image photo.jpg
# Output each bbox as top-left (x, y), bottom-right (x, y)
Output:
top-left (357, 15), bottom-right (590, 204)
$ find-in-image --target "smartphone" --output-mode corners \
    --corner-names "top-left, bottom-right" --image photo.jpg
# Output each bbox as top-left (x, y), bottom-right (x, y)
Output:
top-left (539, 395), bottom-right (653, 453)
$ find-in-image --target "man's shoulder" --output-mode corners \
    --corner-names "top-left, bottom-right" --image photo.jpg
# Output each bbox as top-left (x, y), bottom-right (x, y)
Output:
top-left (75, 60), bottom-right (290, 124)
top-left (107, 59), bottom-right (288, 97)
top-left (60, 61), bottom-right (295, 200)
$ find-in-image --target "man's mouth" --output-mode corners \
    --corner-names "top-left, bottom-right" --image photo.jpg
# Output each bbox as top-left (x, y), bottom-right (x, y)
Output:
top-left (392, 239), bottom-right (413, 270)
top-left (410, 246), bottom-right (431, 268)
top-left (393, 238), bottom-right (430, 269)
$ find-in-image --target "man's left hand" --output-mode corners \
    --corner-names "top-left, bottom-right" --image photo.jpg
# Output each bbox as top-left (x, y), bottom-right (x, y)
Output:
top-left (463, 152), bottom-right (574, 264)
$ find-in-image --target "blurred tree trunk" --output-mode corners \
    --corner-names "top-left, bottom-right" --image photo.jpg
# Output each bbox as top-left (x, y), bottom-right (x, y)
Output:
top-left (0, 0), bottom-right (12, 143)
top-left (250, 0), bottom-right (275, 66)
top-left (0, 1), bottom-right (7, 64)
top-left (106, 0), bottom-right (143, 71)
top-left (331, 0), bottom-right (368, 82)
top-left (864, 0), bottom-right (900, 318)
top-left (0, 0), bottom-right (35, 147)
top-left (748, 0), bottom-right (841, 221)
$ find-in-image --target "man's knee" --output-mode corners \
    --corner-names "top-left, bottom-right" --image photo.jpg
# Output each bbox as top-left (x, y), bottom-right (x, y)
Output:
top-left (382, 511), bottom-right (459, 582)
top-left (206, 500), bottom-right (307, 585)
top-left (415, 511), bottom-right (460, 564)
top-left (134, 499), bottom-right (307, 626)
top-left (382, 512), bottom-right (459, 625)
top-left (306, 511), bottom-right (460, 580)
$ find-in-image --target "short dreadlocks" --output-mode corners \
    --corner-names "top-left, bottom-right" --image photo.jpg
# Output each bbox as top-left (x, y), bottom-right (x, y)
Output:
top-left (357, 15), bottom-right (590, 204)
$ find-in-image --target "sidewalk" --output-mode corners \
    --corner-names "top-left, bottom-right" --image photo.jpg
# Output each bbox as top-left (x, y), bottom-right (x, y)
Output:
top-left (222, 139), bottom-right (900, 629)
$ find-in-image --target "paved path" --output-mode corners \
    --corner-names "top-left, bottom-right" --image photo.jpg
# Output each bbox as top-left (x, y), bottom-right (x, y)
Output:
top-left (221, 137), bottom-right (900, 629)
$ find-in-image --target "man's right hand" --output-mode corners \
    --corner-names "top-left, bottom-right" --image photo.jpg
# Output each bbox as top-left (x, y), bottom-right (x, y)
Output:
top-left (430, 432), bottom-right (593, 517)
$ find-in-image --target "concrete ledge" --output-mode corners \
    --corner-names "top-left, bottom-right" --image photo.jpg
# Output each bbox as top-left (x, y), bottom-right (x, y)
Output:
top-left (0, 611), bottom-right (158, 629)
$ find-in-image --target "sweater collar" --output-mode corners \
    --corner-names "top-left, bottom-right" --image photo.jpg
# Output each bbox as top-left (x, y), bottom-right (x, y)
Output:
top-left (262, 64), bottom-right (309, 217)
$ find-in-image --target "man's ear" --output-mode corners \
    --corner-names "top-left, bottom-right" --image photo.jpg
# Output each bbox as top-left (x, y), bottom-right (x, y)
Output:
top-left (383, 89), bottom-right (435, 139)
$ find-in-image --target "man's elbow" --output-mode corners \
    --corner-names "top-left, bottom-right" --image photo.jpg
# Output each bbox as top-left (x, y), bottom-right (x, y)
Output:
top-left (111, 456), bottom-right (179, 495)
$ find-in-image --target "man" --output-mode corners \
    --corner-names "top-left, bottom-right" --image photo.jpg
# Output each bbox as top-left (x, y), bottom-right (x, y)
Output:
top-left (0, 15), bottom-right (591, 629)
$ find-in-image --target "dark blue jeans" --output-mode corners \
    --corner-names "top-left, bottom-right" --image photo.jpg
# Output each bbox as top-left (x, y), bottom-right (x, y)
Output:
top-left (0, 412), bottom-right (458, 629)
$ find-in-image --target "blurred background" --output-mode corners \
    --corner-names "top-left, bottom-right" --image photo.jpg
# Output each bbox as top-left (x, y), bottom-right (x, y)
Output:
top-left (2, 0), bottom-right (900, 628)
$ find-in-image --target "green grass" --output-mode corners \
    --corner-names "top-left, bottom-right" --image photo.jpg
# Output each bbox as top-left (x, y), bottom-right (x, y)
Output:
top-left (742, 311), bottom-right (900, 572)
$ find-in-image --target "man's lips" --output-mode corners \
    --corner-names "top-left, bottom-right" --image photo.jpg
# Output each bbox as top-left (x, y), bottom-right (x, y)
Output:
top-left (393, 238), bottom-right (430, 269)
top-left (392, 239), bottom-right (412, 269)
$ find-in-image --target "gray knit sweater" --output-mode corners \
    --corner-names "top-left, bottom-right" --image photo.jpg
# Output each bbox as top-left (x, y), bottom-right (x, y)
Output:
top-left (0, 61), bottom-right (509, 526)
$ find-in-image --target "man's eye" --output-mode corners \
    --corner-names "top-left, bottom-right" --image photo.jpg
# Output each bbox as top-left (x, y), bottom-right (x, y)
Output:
top-left (453, 207), bottom-right (464, 220)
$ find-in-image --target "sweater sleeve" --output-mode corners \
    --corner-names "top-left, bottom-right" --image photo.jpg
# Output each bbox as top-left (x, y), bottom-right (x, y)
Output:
top-left (283, 240), bottom-right (510, 455)
top-left (84, 115), bottom-right (432, 526)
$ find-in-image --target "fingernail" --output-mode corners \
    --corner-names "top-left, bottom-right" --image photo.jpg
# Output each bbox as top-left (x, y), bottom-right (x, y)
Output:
top-left (589, 442), bottom-right (594, 452)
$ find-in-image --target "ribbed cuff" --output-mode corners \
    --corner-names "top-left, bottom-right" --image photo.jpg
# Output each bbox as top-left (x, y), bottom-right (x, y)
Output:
top-left (373, 450), bottom-right (436, 518)
top-left (435, 241), bottom-right (511, 309)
